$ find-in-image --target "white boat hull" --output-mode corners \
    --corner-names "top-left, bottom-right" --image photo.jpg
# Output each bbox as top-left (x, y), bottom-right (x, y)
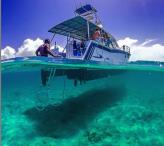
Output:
top-left (83, 41), bottom-right (130, 64)
top-left (67, 40), bottom-right (130, 64)
top-left (90, 46), bottom-right (129, 64)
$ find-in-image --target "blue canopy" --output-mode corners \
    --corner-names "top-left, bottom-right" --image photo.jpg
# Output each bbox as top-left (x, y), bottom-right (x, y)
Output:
top-left (48, 16), bottom-right (100, 40)
top-left (48, 16), bottom-right (119, 47)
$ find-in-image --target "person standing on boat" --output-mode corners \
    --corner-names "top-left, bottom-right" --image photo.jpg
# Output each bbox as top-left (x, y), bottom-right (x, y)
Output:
top-left (73, 40), bottom-right (78, 56)
top-left (92, 28), bottom-right (101, 41)
top-left (104, 34), bottom-right (114, 48)
top-left (80, 39), bottom-right (85, 54)
top-left (35, 39), bottom-right (59, 57)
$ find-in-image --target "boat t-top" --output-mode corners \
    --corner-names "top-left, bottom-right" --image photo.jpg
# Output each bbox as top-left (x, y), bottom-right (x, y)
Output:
top-left (49, 4), bottom-right (130, 65)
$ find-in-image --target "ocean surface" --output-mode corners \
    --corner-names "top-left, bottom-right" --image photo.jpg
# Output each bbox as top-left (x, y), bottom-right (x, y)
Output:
top-left (2, 57), bottom-right (164, 146)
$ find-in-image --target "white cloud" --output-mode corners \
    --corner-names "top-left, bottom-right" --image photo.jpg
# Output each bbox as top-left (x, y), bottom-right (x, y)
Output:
top-left (57, 45), bottom-right (65, 52)
top-left (117, 37), bottom-right (164, 61)
top-left (1, 46), bottom-right (16, 60)
top-left (117, 37), bottom-right (138, 47)
top-left (1, 38), bottom-right (65, 60)
top-left (16, 38), bottom-right (43, 57)
top-left (140, 39), bottom-right (156, 46)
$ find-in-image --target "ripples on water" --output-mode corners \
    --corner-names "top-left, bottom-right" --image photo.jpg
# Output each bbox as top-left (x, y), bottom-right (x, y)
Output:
top-left (2, 57), bottom-right (164, 146)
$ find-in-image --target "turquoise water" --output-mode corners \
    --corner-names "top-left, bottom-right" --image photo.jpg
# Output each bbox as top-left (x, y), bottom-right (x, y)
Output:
top-left (2, 57), bottom-right (164, 146)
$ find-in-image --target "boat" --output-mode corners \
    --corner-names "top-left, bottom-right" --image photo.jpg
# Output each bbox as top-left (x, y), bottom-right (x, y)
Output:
top-left (49, 4), bottom-right (131, 65)
top-left (2, 4), bottom-right (132, 110)
top-left (33, 4), bottom-right (131, 88)
top-left (2, 4), bottom-right (131, 87)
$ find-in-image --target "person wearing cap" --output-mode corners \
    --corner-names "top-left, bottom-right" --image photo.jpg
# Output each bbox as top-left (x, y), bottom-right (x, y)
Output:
top-left (35, 39), bottom-right (59, 57)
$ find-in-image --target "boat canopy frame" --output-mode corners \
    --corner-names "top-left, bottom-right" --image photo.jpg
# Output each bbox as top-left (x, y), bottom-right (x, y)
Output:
top-left (75, 4), bottom-right (97, 15)
top-left (48, 16), bottom-right (118, 47)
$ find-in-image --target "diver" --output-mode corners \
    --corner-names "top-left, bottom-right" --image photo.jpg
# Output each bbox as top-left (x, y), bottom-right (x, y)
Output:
top-left (35, 39), bottom-right (60, 57)
top-left (35, 39), bottom-right (60, 86)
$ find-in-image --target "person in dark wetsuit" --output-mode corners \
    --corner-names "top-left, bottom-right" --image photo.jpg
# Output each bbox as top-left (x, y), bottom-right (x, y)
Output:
top-left (35, 39), bottom-right (58, 57)
top-left (80, 39), bottom-right (85, 54)
top-left (36, 39), bottom-right (60, 86)
top-left (73, 40), bottom-right (78, 56)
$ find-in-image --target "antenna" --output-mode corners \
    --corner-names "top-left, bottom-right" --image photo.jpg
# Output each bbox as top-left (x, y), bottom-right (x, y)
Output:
top-left (75, 4), bottom-right (103, 27)
top-left (74, 0), bottom-right (78, 9)
top-left (74, 0), bottom-right (78, 16)
top-left (88, 0), bottom-right (93, 5)
top-left (80, 2), bottom-right (82, 7)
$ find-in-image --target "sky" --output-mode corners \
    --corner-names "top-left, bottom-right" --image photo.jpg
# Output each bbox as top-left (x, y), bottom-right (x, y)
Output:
top-left (1, 0), bottom-right (164, 61)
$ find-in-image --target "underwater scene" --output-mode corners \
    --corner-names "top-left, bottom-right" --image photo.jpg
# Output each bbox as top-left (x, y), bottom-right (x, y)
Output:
top-left (2, 57), bottom-right (164, 146)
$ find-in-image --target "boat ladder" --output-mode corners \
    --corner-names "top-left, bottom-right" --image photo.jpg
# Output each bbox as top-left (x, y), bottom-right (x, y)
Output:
top-left (35, 68), bottom-right (57, 111)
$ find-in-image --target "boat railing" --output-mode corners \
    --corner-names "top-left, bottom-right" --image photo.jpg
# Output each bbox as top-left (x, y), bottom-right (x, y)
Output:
top-left (121, 45), bottom-right (130, 54)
